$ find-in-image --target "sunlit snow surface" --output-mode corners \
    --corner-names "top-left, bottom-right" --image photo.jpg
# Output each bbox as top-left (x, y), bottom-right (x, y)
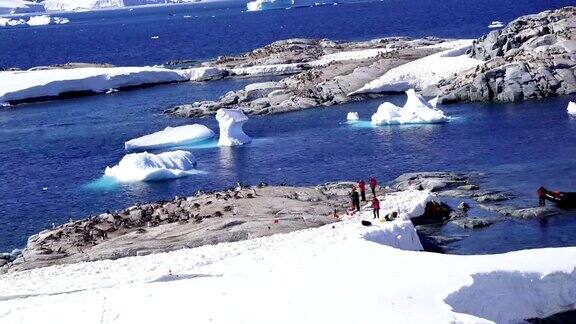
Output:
top-left (125, 124), bottom-right (215, 151)
top-left (370, 89), bottom-right (448, 125)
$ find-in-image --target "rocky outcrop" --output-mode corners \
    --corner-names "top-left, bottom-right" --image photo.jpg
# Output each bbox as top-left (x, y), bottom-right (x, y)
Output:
top-left (426, 7), bottom-right (576, 103)
top-left (166, 37), bottom-right (449, 117)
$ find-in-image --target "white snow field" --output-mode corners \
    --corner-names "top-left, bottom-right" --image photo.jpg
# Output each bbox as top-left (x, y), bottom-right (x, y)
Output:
top-left (346, 111), bottom-right (359, 122)
top-left (216, 108), bottom-right (252, 146)
top-left (1, 189), bottom-right (575, 324)
top-left (125, 124), bottom-right (215, 151)
top-left (568, 101), bottom-right (576, 116)
top-left (104, 150), bottom-right (200, 182)
top-left (351, 40), bottom-right (482, 94)
top-left (0, 66), bottom-right (225, 104)
top-left (0, 0), bottom-right (44, 14)
top-left (371, 89), bottom-right (449, 125)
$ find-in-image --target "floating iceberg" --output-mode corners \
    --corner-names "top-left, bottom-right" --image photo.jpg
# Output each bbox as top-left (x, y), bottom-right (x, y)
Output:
top-left (216, 108), bottom-right (252, 146)
top-left (371, 89), bottom-right (448, 125)
top-left (488, 20), bottom-right (505, 28)
top-left (26, 15), bottom-right (51, 26)
top-left (346, 111), bottom-right (359, 122)
top-left (568, 101), bottom-right (576, 116)
top-left (351, 40), bottom-right (481, 94)
top-left (125, 124), bottom-right (215, 151)
top-left (104, 150), bottom-right (199, 182)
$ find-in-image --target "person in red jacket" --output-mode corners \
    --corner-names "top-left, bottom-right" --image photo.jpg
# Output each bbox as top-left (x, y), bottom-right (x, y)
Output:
top-left (537, 186), bottom-right (547, 207)
top-left (358, 180), bottom-right (366, 201)
top-left (369, 176), bottom-right (377, 196)
top-left (371, 196), bottom-right (380, 219)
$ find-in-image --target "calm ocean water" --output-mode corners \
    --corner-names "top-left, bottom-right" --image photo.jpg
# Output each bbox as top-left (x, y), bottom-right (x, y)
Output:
top-left (0, 0), bottom-right (575, 254)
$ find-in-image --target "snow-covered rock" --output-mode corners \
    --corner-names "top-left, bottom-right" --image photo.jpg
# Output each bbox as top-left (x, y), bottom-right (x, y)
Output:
top-left (26, 15), bottom-right (51, 26)
top-left (568, 101), bottom-right (576, 116)
top-left (0, 0), bottom-right (44, 14)
top-left (1, 188), bottom-right (576, 323)
top-left (104, 150), bottom-right (199, 182)
top-left (371, 89), bottom-right (449, 125)
top-left (0, 67), bottom-right (193, 104)
top-left (351, 41), bottom-right (481, 94)
top-left (346, 111), bottom-right (359, 122)
top-left (215, 108), bottom-right (251, 147)
top-left (232, 63), bottom-right (304, 76)
top-left (42, 0), bottom-right (123, 12)
top-left (125, 124), bottom-right (215, 151)
top-left (180, 67), bottom-right (228, 81)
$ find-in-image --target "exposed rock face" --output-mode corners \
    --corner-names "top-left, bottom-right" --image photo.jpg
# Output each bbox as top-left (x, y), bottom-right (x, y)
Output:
top-left (426, 7), bottom-right (576, 103)
top-left (166, 37), bottom-right (449, 117)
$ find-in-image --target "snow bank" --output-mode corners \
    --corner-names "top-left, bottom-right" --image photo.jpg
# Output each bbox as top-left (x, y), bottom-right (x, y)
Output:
top-left (42, 0), bottom-right (123, 12)
top-left (125, 124), bottom-right (215, 151)
top-left (568, 101), bottom-right (576, 116)
top-left (0, 0), bottom-right (44, 14)
top-left (346, 111), bottom-right (359, 122)
top-left (0, 67), bottom-right (193, 104)
top-left (1, 188), bottom-right (576, 323)
top-left (352, 41), bottom-right (482, 94)
top-left (216, 108), bottom-right (252, 146)
top-left (104, 150), bottom-right (199, 182)
top-left (180, 66), bottom-right (228, 81)
top-left (371, 89), bottom-right (449, 125)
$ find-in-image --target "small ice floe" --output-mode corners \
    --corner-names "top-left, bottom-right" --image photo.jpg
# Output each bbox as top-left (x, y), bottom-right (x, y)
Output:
top-left (125, 124), bottom-right (215, 151)
top-left (104, 150), bottom-right (200, 182)
top-left (488, 21), bottom-right (504, 28)
top-left (26, 15), bottom-right (51, 26)
top-left (42, 187), bottom-right (48, 191)
top-left (568, 101), bottom-right (576, 116)
top-left (106, 88), bottom-right (118, 94)
top-left (151, 36), bottom-right (160, 40)
top-left (347, 111), bottom-right (359, 122)
top-left (216, 108), bottom-right (252, 146)
top-left (371, 89), bottom-right (448, 125)
top-left (0, 102), bottom-right (9, 107)
top-left (53, 17), bottom-right (70, 25)
top-left (183, 15), bottom-right (192, 18)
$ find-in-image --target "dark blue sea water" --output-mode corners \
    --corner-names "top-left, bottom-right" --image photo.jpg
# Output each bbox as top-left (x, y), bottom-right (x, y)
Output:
top-left (1, 0), bottom-right (575, 254)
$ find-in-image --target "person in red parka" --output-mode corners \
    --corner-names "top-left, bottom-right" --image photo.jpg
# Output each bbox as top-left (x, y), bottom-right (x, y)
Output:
top-left (358, 180), bottom-right (366, 201)
top-left (369, 176), bottom-right (377, 196)
top-left (371, 196), bottom-right (380, 219)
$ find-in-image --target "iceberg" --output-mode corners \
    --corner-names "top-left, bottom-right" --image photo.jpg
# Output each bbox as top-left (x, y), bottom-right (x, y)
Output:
top-left (216, 108), bottom-right (252, 146)
top-left (568, 101), bottom-right (576, 116)
top-left (104, 150), bottom-right (199, 182)
top-left (125, 124), bottom-right (215, 151)
top-left (26, 15), bottom-right (51, 26)
top-left (351, 40), bottom-right (482, 94)
top-left (488, 20), bottom-right (505, 28)
top-left (346, 111), bottom-right (359, 122)
top-left (371, 89), bottom-right (448, 125)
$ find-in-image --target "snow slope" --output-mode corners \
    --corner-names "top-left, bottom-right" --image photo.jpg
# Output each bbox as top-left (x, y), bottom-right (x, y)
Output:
top-left (371, 89), bottom-right (449, 125)
top-left (352, 40), bottom-right (482, 94)
top-left (0, 0), bottom-right (44, 14)
top-left (216, 108), bottom-right (252, 146)
top-left (125, 124), bottom-right (215, 151)
top-left (104, 150), bottom-right (200, 182)
top-left (568, 101), bottom-right (576, 116)
top-left (1, 189), bottom-right (575, 323)
top-left (0, 66), bottom-right (224, 104)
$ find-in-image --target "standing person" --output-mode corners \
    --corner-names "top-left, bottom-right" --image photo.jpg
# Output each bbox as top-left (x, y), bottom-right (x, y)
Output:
top-left (369, 176), bottom-right (378, 196)
top-left (350, 186), bottom-right (360, 213)
top-left (371, 196), bottom-right (380, 219)
top-left (358, 179), bottom-right (366, 201)
top-left (537, 187), bottom-right (547, 207)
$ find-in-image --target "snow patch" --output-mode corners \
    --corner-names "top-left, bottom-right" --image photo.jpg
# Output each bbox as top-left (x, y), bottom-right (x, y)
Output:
top-left (371, 89), bottom-right (449, 125)
top-left (351, 40), bottom-right (482, 94)
top-left (125, 124), bottom-right (215, 151)
top-left (216, 108), bottom-right (252, 146)
top-left (104, 150), bottom-right (200, 182)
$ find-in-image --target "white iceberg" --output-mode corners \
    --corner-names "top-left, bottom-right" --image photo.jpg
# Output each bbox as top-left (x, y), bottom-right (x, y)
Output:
top-left (371, 89), bottom-right (448, 125)
top-left (216, 108), bottom-right (252, 146)
top-left (247, 0), bottom-right (292, 11)
top-left (568, 101), bottom-right (576, 116)
top-left (26, 15), bottom-right (51, 26)
top-left (125, 124), bottom-right (215, 151)
top-left (53, 16), bottom-right (70, 24)
top-left (351, 40), bottom-right (482, 94)
top-left (488, 20), bottom-right (505, 28)
top-left (104, 150), bottom-right (199, 182)
top-left (2, 189), bottom-right (576, 323)
top-left (346, 111), bottom-right (359, 122)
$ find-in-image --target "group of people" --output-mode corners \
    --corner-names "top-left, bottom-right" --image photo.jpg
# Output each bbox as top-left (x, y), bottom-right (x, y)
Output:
top-left (344, 177), bottom-right (396, 221)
